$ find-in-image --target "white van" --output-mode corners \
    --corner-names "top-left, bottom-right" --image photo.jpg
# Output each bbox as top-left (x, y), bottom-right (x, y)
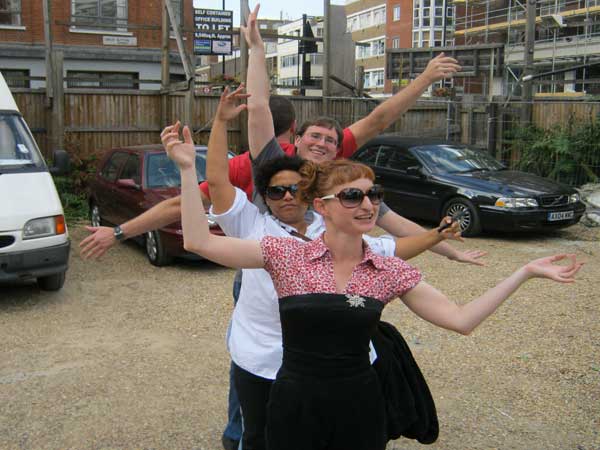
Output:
top-left (0, 73), bottom-right (70, 290)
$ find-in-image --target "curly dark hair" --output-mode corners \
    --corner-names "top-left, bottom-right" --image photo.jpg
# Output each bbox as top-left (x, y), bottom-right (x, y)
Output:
top-left (254, 155), bottom-right (307, 201)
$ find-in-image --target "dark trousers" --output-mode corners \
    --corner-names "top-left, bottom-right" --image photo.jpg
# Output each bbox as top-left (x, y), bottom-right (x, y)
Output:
top-left (222, 276), bottom-right (243, 444)
top-left (232, 362), bottom-right (274, 450)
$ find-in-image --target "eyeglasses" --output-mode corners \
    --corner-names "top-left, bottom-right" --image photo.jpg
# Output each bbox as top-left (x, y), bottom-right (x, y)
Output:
top-left (306, 132), bottom-right (338, 147)
top-left (265, 184), bottom-right (299, 200)
top-left (320, 185), bottom-right (384, 208)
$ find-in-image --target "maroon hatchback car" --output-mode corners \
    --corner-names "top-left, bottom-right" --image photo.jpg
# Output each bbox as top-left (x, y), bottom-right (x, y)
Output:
top-left (89, 145), bottom-right (233, 266)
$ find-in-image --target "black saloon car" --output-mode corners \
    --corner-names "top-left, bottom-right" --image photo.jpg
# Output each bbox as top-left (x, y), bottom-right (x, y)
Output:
top-left (351, 136), bottom-right (586, 236)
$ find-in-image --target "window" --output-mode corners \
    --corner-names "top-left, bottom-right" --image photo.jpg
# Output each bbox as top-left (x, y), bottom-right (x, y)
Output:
top-left (100, 152), bottom-right (129, 181)
top-left (279, 77), bottom-right (298, 87)
top-left (365, 69), bottom-right (384, 88)
top-left (356, 146), bottom-right (379, 164)
top-left (1, 69), bottom-right (29, 88)
top-left (373, 39), bottom-right (385, 56)
top-left (67, 71), bottom-right (138, 89)
top-left (392, 37), bottom-right (400, 48)
top-left (377, 146), bottom-right (420, 171)
top-left (393, 5), bottom-right (400, 21)
top-left (359, 12), bottom-right (371, 29)
top-left (373, 7), bottom-right (385, 26)
top-left (71, 0), bottom-right (128, 30)
top-left (0, 0), bottom-right (21, 26)
top-left (309, 53), bottom-right (323, 65)
top-left (119, 154), bottom-right (141, 185)
top-left (281, 55), bottom-right (298, 68)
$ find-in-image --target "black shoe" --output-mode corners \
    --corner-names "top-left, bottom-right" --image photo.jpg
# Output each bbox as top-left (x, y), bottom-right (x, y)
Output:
top-left (221, 435), bottom-right (240, 450)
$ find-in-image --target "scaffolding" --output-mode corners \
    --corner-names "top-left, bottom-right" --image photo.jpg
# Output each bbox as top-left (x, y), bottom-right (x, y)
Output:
top-left (450, 0), bottom-right (600, 95)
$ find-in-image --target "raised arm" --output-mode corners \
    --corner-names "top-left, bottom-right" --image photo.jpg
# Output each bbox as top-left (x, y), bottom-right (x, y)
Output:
top-left (394, 216), bottom-right (461, 260)
top-left (206, 86), bottom-right (250, 214)
top-left (401, 254), bottom-right (583, 335)
top-left (348, 53), bottom-right (461, 149)
top-left (377, 209), bottom-right (487, 266)
top-left (163, 124), bottom-right (264, 269)
top-left (241, 4), bottom-right (275, 159)
top-left (79, 194), bottom-right (194, 259)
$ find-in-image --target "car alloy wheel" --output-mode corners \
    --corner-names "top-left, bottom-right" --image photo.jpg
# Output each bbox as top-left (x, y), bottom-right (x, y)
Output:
top-left (145, 230), bottom-right (173, 267)
top-left (90, 203), bottom-right (101, 227)
top-left (443, 198), bottom-right (481, 237)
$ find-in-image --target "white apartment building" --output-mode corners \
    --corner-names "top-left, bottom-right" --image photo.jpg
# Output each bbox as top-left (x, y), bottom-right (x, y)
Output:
top-left (276, 17), bottom-right (324, 95)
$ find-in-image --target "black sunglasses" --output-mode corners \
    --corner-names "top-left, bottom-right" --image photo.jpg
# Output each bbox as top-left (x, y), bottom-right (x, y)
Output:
top-left (265, 184), bottom-right (299, 200)
top-left (320, 185), bottom-right (384, 208)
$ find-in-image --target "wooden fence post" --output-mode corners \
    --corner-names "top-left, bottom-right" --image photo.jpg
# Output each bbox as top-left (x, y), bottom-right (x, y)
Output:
top-left (50, 50), bottom-right (64, 154)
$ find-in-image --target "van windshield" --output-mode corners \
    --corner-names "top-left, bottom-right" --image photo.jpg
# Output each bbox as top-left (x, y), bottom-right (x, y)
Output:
top-left (0, 113), bottom-right (45, 172)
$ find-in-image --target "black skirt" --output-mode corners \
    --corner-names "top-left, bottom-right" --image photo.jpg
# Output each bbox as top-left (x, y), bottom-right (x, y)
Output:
top-left (371, 321), bottom-right (439, 444)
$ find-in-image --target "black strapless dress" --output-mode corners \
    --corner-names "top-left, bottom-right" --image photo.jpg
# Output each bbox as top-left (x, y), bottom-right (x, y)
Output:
top-left (265, 293), bottom-right (387, 450)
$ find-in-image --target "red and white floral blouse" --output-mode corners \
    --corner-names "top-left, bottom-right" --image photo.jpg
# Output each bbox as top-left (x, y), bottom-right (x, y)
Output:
top-left (260, 234), bottom-right (422, 303)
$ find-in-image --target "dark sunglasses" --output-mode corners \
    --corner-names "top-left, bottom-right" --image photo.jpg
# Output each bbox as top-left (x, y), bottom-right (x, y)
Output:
top-left (320, 185), bottom-right (384, 208)
top-left (265, 184), bottom-right (299, 200)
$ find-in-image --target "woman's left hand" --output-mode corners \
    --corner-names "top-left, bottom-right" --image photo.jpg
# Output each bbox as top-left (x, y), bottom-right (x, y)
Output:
top-left (524, 254), bottom-right (584, 283)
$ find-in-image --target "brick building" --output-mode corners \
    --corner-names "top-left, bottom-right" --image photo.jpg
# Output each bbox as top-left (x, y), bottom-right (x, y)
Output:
top-left (0, 0), bottom-right (194, 89)
top-left (345, 0), bottom-right (455, 96)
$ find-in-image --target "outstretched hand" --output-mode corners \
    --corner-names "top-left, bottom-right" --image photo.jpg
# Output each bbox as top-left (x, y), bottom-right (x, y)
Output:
top-left (422, 52), bottom-right (461, 84)
top-left (160, 122), bottom-right (196, 170)
top-left (215, 85), bottom-right (250, 122)
top-left (524, 254), bottom-right (584, 283)
top-left (79, 226), bottom-right (116, 259)
top-left (240, 4), bottom-right (263, 49)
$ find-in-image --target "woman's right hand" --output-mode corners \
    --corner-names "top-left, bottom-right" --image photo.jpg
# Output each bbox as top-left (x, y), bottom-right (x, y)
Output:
top-left (161, 122), bottom-right (196, 170)
top-left (437, 216), bottom-right (463, 241)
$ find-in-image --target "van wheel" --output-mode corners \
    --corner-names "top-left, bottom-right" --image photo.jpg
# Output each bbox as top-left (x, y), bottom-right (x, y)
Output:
top-left (145, 230), bottom-right (173, 267)
top-left (90, 202), bottom-right (102, 227)
top-left (442, 198), bottom-right (482, 237)
top-left (38, 271), bottom-right (66, 291)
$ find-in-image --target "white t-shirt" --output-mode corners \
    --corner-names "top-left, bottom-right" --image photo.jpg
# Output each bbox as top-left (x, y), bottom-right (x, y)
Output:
top-left (210, 187), bottom-right (397, 379)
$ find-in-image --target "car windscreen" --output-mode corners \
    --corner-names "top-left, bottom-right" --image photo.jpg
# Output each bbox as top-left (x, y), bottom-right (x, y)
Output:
top-left (414, 145), bottom-right (505, 174)
top-left (146, 151), bottom-right (207, 188)
top-left (0, 113), bottom-right (45, 173)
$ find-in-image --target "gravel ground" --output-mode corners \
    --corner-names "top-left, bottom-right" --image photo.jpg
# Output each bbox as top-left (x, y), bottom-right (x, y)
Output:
top-left (0, 223), bottom-right (598, 450)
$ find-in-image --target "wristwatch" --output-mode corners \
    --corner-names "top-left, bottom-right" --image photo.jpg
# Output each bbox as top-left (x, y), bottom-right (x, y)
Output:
top-left (113, 225), bottom-right (126, 241)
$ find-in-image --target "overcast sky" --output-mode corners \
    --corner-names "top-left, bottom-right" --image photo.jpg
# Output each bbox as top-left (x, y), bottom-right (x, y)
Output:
top-left (193, 0), bottom-right (346, 23)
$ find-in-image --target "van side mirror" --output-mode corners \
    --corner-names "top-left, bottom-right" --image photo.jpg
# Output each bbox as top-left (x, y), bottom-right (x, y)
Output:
top-left (49, 150), bottom-right (70, 176)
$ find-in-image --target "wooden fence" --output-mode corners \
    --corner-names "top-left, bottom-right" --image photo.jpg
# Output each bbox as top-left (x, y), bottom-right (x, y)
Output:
top-left (11, 88), bottom-right (599, 165)
top-left (12, 88), bottom-right (449, 159)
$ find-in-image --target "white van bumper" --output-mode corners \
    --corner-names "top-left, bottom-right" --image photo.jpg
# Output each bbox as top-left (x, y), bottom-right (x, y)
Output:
top-left (0, 241), bottom-right (70, 282)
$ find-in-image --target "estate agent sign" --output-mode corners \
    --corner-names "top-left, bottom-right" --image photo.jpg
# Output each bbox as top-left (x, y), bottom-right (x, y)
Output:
top-left (193, 8), bottom-right (233, 55)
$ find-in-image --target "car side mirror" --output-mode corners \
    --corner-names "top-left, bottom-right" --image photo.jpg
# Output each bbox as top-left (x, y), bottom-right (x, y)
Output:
top-left (49, 149), bottom-right (70, 176)
top-left (406, 166), bottom-right (423, 177)
top-left (116, 178), bottom-right (140, 189)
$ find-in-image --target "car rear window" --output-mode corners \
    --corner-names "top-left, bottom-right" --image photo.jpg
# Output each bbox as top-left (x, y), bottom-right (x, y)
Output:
top-left (146, 152), bottom-right (207, 188)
